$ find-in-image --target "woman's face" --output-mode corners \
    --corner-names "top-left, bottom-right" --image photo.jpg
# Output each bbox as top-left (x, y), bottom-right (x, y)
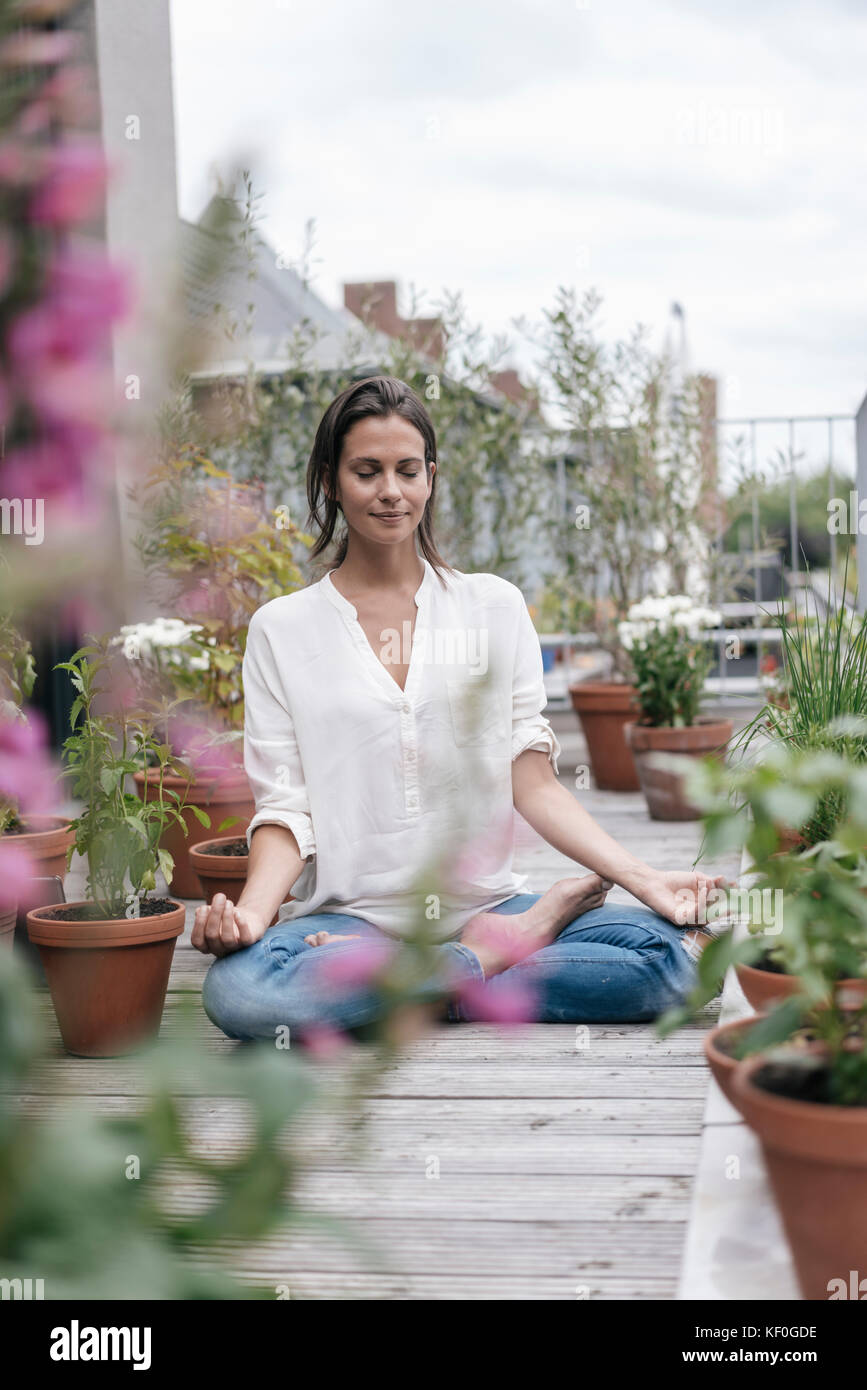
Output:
top-left (334, 413), bottom-right (435, 548)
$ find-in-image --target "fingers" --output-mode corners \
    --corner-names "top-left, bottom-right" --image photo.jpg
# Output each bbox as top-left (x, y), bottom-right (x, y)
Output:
top-left (191, 893), bottom-right (239, 957)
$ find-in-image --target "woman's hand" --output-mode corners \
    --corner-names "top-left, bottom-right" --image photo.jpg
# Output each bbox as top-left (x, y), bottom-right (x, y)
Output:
top-left (191, 893), bottom-right (269, 957)
top-left (634, 869), bottom-right (730, 928)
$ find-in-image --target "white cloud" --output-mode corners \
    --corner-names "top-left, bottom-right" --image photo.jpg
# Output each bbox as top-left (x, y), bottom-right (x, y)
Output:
top-left (170, 0), bottom-right (867, 433)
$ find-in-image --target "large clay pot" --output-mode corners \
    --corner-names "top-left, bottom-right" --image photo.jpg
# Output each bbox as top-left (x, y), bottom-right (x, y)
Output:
top-left (189, 835), bottom-right (295, 927)
top-left (132, 768), bottom-right (254, 899)
top-left (0, 904), bottom-right (15, 948)
top-left (27, 898), bottom-right (184, 1057)
top-left (624, 716), bottom-right (733, 820)
top-left (568, 682), bottom-right (641, 791)
top-left (703, 1014), bottom-right (768, 1112)
top-left (733, 1051), bottom-right (867, 1300)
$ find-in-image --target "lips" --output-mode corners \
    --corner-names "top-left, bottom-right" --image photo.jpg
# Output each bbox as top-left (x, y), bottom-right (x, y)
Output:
top-left (372, 513), bottom-right (407, 518)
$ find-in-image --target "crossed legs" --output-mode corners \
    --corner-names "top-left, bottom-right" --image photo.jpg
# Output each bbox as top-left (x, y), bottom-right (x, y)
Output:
top-left (202, 876), bottom-right (698, 1040)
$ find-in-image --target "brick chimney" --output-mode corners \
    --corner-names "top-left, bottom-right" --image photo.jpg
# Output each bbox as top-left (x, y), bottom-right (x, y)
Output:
top-left (489, 368), bottom-right (539, 411)
top-left (344, 279), bottom-right (444, 359)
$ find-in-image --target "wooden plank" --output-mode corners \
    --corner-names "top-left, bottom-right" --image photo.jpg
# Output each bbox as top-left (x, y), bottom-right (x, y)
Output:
top-left (179, 1217), bottom-right (690, 1276)
top-left (148, 1165), bottom-right (694, 1223)
top-left (7, 1059), bottom-right (711, 1100)
top-left (188, 1270), bottom-right (679, 1300)
top-left (9, 1094), bottom-right (707, 1148)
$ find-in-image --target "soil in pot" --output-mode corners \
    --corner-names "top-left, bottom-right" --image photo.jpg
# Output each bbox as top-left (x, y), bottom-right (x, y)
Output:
top-left (568, 682), bottom-right (641, 792)
top-left (625, 716), bottom-right (733, 820)
top-left (132, 768), bottom-right (254, 899)
top-left (733, 1052), bottom-right (867, 1300)
top-left (190, 836), bottom-right (294, 926)
top-left (26, 897), bottom-right (184, 1057)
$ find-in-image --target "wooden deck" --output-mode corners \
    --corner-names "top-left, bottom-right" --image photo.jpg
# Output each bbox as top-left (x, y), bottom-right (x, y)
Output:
top-left (12, 707), bottom-right (750, 1300)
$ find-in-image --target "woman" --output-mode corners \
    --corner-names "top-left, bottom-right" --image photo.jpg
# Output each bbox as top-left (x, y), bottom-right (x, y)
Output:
top-left (197, 375), bottom-right (722, 1039)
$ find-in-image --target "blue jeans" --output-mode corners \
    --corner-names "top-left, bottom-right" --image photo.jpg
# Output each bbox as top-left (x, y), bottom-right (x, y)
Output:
top-left (202, 894), bottom-right (698, 1040)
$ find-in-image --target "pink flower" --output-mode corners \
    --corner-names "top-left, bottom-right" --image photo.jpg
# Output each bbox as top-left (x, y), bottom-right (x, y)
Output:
top-left (177, 583), bottom-right (231, 624)
top-left (0, 433), bottom-right (89, 508)
top-left (10, 253), bottom-right (131, 365)
top-left (0, 230), bottom-right (13, 298)
top-left (0, 29), bottom-right (79, 69)
top-left (455, 976), bottom-right (539, 1025)
top-left (0, 710), bottom-right (58, 815)
top-left (0, 842), bottom-right (37, 910)
top-left (316, 938), bottom-right (396, 989)
top-left (49, 248), bottom-right (133, 338)
top-left (296, 1023), bottom-right (351, 1057)
top-left (166, 718), bottom-right (243, 782)
top-left (29, 140), bottom-right (109, 227)
top-left (27, 358), bottom-right (113, 429)
top-left (447, 806), bottom-right (515, 889)
top-left (40, 65), bottom-right (99, 127)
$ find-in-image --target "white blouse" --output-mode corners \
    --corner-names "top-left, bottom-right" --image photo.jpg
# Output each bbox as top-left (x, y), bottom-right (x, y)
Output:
top-left (242, 554), bottom-right (562, 942)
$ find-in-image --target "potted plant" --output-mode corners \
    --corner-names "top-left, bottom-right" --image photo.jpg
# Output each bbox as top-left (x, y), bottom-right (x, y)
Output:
top-left (687, 740), bottom-right (867, 1012)
top-left (619, 595), bottom-right (731, 819)
top-left (0, 614), bottom-right (74, 946)
top-left (124, 449), bottom-right (312, 894)
top-left (663, 746), bottom-right (867, 1299)
top-left (729, 561), bottom-right (867, 848)
top-left (189, 833), bottom-right (295, 922)
top-left (111, 615), bottom-right (249, 896)
top-left (26, 638), bottom-right (192, 1057)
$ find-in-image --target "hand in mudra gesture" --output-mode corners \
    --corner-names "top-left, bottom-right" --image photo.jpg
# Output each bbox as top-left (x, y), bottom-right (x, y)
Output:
top-left (639, 869), bottom-right (730, 928)
top-left (191, 893), bottom-right (269, 957)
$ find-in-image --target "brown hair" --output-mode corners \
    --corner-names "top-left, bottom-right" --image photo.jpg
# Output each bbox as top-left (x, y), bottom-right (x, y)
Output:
top-left (306, 375), bottom-right (455, 585)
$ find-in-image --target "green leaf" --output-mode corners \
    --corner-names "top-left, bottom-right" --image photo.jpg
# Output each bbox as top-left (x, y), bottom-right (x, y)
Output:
top-left (157, 847), bottom-right (174, 886)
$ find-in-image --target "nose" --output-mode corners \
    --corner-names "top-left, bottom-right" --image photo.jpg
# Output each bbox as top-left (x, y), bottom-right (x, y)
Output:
top-left (377, 472), bottom-right (404, 504)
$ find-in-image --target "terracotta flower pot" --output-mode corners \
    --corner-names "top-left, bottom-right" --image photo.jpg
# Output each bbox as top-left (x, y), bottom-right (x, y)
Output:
top-left (704, 1014), bottom-right (768, 1112)
top-left (735, 959), bottom-right (803, 1013)
top-left (4, 814), bottom-right (75, 949)
top-left (736, 958), bottom-right (867, 1014)
top-left (132, 768), bottom-right (254, 899)
top-left (733, 1051), bottom-right (867, 1300)
top-left (1, 904), bottom-right (15, 948)
top-left (568, 682), bottom-right (641, 791)
top-left (624, 716), bottom-right (733, 820)
top-left (26, 898), bottom-right (184, 1057)
top-left (189, 835), bottom-right (295, 927)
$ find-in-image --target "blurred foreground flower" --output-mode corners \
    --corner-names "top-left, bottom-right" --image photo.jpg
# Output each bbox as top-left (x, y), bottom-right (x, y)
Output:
top-left (0, 705), bottom-right (58, 815)
top-left (0, 840), bottom-right (36, 909)
top-left (455, 975), bottom-right (539, 1024)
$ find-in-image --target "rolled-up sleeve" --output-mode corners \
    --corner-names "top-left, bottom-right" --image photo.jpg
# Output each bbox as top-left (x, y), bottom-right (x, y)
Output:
top-left (242, 615), bottom-right (316, 859)
top-left (510, 589), bottom-right (562, 775)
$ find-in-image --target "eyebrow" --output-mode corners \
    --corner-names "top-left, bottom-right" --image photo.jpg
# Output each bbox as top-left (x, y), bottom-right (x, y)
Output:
top-left (347, 455), bottom-right (425, 465)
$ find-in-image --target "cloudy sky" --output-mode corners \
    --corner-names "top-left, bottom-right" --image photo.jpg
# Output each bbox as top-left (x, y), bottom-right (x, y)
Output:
top-left (170, 0), bottom-right (867, 481)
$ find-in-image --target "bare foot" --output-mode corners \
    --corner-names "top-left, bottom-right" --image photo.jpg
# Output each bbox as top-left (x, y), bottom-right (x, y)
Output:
top-left (461, 874), bottom-right (613, 978)
top-left (304, 930), bottom-right (362, 947)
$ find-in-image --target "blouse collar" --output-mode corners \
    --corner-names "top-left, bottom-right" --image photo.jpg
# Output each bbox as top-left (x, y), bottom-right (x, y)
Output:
top-left (320, 555), bottom-right (435, 618)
